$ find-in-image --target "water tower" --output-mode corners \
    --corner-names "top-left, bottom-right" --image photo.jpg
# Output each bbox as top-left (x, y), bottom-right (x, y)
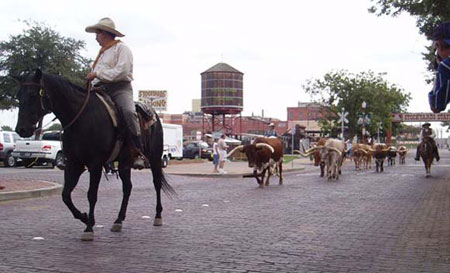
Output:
top-left (201, 62), bottom-right (243, 136)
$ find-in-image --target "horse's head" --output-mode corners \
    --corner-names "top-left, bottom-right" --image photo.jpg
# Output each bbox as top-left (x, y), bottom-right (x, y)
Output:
top-left (15, 69), bottom-right (50, 138)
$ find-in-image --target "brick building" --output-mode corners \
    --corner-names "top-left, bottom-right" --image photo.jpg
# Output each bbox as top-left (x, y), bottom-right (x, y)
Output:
top-left (287, 102), bottom-right (326, 139)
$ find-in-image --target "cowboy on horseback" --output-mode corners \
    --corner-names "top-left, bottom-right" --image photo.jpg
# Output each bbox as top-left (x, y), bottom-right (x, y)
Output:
top-left (85, 17), bottom-right (145, 169)
top-left (414, 122), bottom-right (440, 162)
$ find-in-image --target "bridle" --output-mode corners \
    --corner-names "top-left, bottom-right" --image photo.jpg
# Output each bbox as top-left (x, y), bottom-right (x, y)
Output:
top-left (20, 79), bottom-right (92, 131)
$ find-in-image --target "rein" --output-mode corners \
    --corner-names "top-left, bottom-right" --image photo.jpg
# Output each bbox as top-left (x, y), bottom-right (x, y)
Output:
top-left (62, 81), bottom-right (92, 131)
top-left (21, 79), bottom-right (92, 131)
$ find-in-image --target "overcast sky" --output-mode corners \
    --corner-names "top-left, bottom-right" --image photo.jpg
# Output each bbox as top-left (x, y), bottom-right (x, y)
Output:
top-left (0, 0), bottom-right (437, 132)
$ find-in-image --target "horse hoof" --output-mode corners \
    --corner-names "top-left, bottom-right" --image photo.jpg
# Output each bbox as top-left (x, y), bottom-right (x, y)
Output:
top-left (153, 218), bottom-right (163, 226)
top-left (111, 223), bottom-right (122, 232)
top-left (81, 232), bottom-right (94, 241)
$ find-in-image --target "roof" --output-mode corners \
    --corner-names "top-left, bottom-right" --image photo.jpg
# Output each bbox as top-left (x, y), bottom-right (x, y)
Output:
top-left (201, 62), bottom-right (243, 74)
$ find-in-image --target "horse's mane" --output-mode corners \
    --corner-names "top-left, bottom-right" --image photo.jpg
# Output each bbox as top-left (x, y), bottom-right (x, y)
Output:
top-left (43, 73), bottom-right (88, 94)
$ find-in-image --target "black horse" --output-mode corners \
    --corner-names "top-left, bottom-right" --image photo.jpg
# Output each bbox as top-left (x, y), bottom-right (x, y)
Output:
top-left (15, 69), bottom-right (174, 240)
top-left (418, 137), bottom-right (435, 178)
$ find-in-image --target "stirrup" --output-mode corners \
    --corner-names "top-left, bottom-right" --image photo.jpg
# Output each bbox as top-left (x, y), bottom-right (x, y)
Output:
top-left (133, 155), bottom-right (146, 170)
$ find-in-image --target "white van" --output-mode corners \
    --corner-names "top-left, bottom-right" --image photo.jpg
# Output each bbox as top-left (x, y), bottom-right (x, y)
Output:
top-left (161, 123), bottom-right (183, 167)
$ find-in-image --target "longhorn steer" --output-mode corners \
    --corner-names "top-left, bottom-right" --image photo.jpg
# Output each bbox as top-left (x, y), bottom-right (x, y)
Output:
top-left (397, 146), bottom-right (408, 164)
top-left (370, 143), bottom-right (390, 172)
top-left (387, 146), bottom-right (397, 166)
top-left (351, 143), bottom-right (369, 170)
top-left (295, 138), bottom-right (327, 177)
top-left (319, 139), bottom-right (346, 180)
top-left (227, 137), bottom-right (283, 188)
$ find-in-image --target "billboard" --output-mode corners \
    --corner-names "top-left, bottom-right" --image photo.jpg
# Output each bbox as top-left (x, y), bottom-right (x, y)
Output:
top-left (138, 90), bottom-right (167, 111)
top-left (392, 112), bottom-right (450, 122)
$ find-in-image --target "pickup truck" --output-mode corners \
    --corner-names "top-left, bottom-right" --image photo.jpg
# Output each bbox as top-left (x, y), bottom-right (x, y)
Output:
top-left (12, 131), bottom-right (64, 168)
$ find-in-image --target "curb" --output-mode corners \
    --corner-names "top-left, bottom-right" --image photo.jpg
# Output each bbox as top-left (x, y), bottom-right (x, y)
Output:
top-left (167, 166), bottom-right (305, 178)
top-left (0, 181), bottom-right (62, 202)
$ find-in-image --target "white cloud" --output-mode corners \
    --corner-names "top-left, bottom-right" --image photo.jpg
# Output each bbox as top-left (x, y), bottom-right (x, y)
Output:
top-left (0, 0), bottom-right (435, 129)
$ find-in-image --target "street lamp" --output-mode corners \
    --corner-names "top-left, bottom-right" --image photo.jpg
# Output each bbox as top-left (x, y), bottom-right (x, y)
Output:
top-left (362, 101), bottom-right (367, 143)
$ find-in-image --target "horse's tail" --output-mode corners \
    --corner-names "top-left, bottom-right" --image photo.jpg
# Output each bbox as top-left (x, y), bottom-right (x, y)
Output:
top-left (149, 113), bottom-right (176, 197)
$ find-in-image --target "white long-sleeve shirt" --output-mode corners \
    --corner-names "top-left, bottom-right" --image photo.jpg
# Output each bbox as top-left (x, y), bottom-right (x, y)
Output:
top-left (419, 127), bottom-right (436, 141)
top-left (92, 41), bottom-right (133, 86)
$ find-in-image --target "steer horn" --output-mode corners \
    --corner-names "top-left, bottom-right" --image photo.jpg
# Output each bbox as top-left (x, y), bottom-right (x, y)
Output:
top-left (326, 147), bottom-right (342, 156)
top-left (227, 145), bottom-right (244, 157)
top-left (352, 148), bottom-right (368, 155)
top-left (255, 143), bottom-right (274, 153)
top-left (294, 146), bottom-right (320, 157)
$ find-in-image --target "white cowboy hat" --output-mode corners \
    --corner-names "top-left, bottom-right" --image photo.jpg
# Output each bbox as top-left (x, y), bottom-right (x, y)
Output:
top-left (85, 17), bottom-right (124, 37)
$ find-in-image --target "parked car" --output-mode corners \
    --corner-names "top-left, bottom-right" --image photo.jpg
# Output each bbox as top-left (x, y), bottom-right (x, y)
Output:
top-left (183, 141), bottom-right (213, 160)
top-left (0, 130), bottom-right (21, 167)
top-left (12, 131), bottom-right (64, 168)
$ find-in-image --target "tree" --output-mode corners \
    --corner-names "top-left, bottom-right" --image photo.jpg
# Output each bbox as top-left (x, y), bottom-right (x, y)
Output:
top-left (369, 1), bottom-right (450, 81)
top-left (0, 20), bottom-right (91, 110)
top-left (303, 70), bottom-right (411, 140)
top-left (1, 125), bottom-right (13, 131)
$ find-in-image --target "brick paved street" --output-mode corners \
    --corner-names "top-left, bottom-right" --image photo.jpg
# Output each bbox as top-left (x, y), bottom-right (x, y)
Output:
top-left (1, 152), bottom-right (450, 272)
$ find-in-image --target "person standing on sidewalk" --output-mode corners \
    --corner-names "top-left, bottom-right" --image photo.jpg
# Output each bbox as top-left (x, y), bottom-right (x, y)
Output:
top-left (218, 134), bottom-right (228, 174)
top-left (213, 138), bottom-right (219, 173)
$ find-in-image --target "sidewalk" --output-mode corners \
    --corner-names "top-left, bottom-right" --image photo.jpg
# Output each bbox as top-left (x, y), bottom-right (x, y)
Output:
top-left (165, 157), bottom-right (309, 177)
top-left (0, 157), bottom-right (312, 202)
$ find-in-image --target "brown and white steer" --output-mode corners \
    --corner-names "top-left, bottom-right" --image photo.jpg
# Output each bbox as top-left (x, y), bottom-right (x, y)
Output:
top-left (227, 137), bottom-right (283, 188)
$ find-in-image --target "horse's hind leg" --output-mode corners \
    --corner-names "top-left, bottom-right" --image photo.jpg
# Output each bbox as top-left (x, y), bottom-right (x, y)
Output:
top-left (111, 167), bottom-right (132, 232)
top-left (151, 161), bottom-right (164, 226)
top-left (62, 165), bottom-right (88, 225)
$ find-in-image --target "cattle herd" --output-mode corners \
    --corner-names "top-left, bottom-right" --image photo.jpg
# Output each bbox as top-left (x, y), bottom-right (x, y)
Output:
top-left (297, 138), bottom-right (409, 180)
top-left (228, 136), bottom-right (410, 188)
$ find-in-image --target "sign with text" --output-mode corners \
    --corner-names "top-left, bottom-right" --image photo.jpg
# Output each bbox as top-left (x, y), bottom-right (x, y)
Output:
top-left (392, 112), bottom-right (450, 122)
top-left (139, 90), bottom-right (167, 111)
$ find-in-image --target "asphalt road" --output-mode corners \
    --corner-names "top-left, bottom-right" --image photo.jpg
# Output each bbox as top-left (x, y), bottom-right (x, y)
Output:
top-left (1, 151), bottom-right (450, 272)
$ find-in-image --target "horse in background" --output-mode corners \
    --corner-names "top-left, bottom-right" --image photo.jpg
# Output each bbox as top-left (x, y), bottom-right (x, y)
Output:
top-left (15, 69), bottom-right (174, 240)
top-left (418, 137), bottom-right (435, 177)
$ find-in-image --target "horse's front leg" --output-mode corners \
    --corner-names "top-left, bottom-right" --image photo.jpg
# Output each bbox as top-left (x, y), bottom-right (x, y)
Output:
top-left (111, 167), bottom-right (133, 232)
top-left (62, 165), bottom-right (88, 225)
top-left (81, 168), bottom-right (102, 241)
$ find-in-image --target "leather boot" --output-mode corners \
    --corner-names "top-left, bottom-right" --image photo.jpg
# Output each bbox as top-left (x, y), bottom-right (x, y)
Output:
top-left (133, 152), bottom-right (146, 170)
top-left (131, 135), bottom-right (146, 170)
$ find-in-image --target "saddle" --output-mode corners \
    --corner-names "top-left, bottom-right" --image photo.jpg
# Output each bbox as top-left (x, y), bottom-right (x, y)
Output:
top-left (94, 90), bottom-right (156, 164)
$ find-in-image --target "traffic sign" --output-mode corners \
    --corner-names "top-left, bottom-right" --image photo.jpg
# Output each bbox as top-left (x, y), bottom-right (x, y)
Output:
top-left (338, 111), bottom-right (349, 124)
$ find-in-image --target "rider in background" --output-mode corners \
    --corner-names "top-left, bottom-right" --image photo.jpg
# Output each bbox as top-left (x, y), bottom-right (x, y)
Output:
top-left (264, 123), bottom-right (278, 137)
top-left (414, 122), bottom-right (440, 161)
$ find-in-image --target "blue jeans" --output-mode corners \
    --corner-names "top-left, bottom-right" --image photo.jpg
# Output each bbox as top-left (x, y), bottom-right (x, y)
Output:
top-left (213, 154), bottom-right (219, 166)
